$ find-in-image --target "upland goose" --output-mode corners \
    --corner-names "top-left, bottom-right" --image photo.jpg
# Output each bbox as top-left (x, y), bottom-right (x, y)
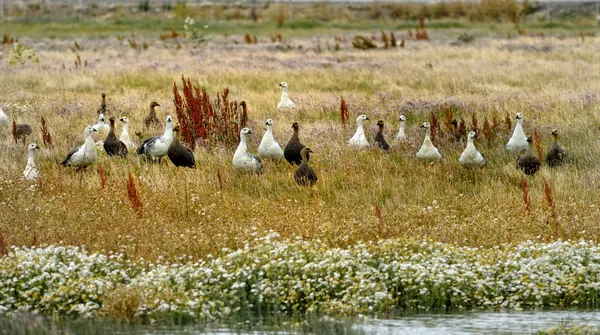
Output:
top-left (0, 106), bottom-right (8, 128)
top-left (103, 117), bottom-right (128, 157)
top-left (277, 82), bottom-right (295, 110)
top-left (61, 126), bottom-right (98, 168)
top-left (23, 143), bottom-right (40, 181)
top-left (119, 116), bottom-right (137, 150)
top-left (232, 127), bottom-right (263, 174)
top-left (284, 122), bottom-right (307, 165)
top-left (374, 120), bottom-right (390, 151)
top-left (137, 115), bottom-right (174, 162)
top-left (93, 114), bottom-right (110, 134)
top-left (168, 125), bottom-right (195, 168)
top-left (14, 123), bottom-right (32, 139)
top-left (97, 92), bottom-right (107, 115)
top-left (348, 114), bottom-right (370, 148)
top-left (506, 112), bottom-right (528, 152)
top-left (545, 129), bottom-right (566, 167)
top-left (516, 136), bottom-right (541, 176)
top-left (294, 147), bottom-right (317, 186)
top-left (144, 101), bottom-right (161, 129)
top-left (450, 119), bottom-right (462, 142)
top-left (258, 119), bottom-right (284, 160)
top-left (416, 122), bottom-right (442, 161)
top-left (459, 131), bottom-right (485, 167)
top-left (396, 114), bottom-right (406, 141)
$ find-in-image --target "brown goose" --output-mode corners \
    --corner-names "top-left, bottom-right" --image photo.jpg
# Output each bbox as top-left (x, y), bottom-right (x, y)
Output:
top-left (97, 92), bottom-right (107, 115)
top-left (103, 117), bottom-right (128, 157)
top-left (168, 125), bottom-right (195, 168)
top-left (144, 101), bottom-right (161, 128)
top-left (374, 120), bottom-right (390, 151)
top-left (284, 122), bottom-right (307, 165)
top-left (294, 147), bottom-right (317, 186)
top-left (516, 136), bottom-right (540, 176)
top-left (545, 129), bottom-right (565, 167)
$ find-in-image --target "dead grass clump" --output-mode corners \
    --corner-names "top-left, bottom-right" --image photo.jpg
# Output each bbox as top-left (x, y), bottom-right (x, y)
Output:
top-left (160, 30), bottom-right (179, 40)
top-left (381, 30), bottom-right (389, 48)
top-left (101, 286), bottom-right (141, 323)
top-left (390, 32), bottom-right (397, 47)
top-left (416, 17), bottom-right (429, 40)
top-left (244, 33), bottom-right (258, 44)
top-left (340, 96), bottom-right (349, 126)
top-left (40, 116), bottom-right (53, 147)
top-left (127, 173), bottom-right (143, 217)
top-left (352, 36), bottom-right (377, 50)
top-left (2, 33), bottom-right (17, 44)
top-left (400, 39), bottom-right (405, 48)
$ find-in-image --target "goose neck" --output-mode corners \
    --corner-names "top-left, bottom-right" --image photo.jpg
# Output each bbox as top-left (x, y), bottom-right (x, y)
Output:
top-left (164, 123), bottom-right (173, 138)
top-left (27, 150), bottom-right (35, 160)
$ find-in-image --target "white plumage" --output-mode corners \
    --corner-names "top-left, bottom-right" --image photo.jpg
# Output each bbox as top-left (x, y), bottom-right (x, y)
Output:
top-left (506, 112), bottom-right (528, 152)
top-left (93, 114), bottom-right (110, 135)
top-left (24, 143), bottom-right (40, 181)
top-left (459, 131), bottom-right (485, 167)
top-left (277, 82), bottom-right (295, 110)
top-left (416, 122), bottom-right (442, 161)
top-left (61, 126), bottom-right (98, 167)
top-left (119, 116), bottom-right (137, 150)
top-left (137, 115), bottom-right (174, 160)
top-left (396, 114), bottom-right (406, 141)
top-left (233, 127), bottom-right (263, 174)
top-left (258, 119), bottom-right (284, 160)
top-left (348, 114), bottom-right (370, 148)
top-left (0, 106), bottom-right (8, 128)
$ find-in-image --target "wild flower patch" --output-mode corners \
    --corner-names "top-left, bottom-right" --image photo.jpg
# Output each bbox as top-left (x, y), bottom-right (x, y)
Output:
top-left (1, 237), bottom-right (600, 322)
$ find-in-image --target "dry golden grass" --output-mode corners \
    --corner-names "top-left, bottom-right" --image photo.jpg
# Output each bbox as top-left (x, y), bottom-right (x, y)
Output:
top-left (2, 31), bottom-right (600, 261)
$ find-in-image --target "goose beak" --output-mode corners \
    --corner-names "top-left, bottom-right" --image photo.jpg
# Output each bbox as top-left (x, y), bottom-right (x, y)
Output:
top-left (365, 117), bottom-right (370, 120)
top-left (278, 83), bottom-right (283, 87)
top-left (420, 125), bottom-right (425, 128)
top-left (248, 130), bottom-right (252, 134)
top-left (35, 145), bottom-right (40, 150)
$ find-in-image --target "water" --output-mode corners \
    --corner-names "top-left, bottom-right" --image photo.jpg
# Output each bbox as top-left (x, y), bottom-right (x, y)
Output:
top-left (3, 310), bottom-right (600, 335)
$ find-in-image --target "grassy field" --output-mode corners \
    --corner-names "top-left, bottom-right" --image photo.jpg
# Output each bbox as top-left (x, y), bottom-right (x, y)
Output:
top-left (1, 14), bottom-right (600, 262)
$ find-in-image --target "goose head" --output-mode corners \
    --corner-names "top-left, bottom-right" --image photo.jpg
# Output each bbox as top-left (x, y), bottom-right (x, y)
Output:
top-left (84, 126), bottom-right (98, 137)
top-left (150, 101), bottom-right (160, 109)
top-left (28, 143), bottom-right (40, 152)
top-left (278, 82), bottom-right (288, 89)
top-left (551, 129), bottom-right (559, 139)
top-left (420, 122), bottom-right (431, 130)
top-left (119, 116), bottom-right (130, 124)
top-left (526, 136), bottom-right (533, 144)
top-left (450, 119), bottom-right (458, 127)
top-left (292, 122), bottom-right (299, 131)
top-left (468, 131), bottom-right (477, 139)
top-left (166, 115), bottom-right (173, 125)
top-left (240, 127), bottom-right (252, 136)
top-left (356, 114), bottom-right (369, 122)
top-left (399, 115), bottom-right (406, 122)
top-left (377, 120), bottom-right (385, 128)
top-left (300, 147), bottom-right (313, 159)
top-left (516, 112), bottom-right (523, 120)
top-left (101, 92), bottom-right (106, 98)
top-left (98, 114), bottom-right (106, 122)
top-left (265, 119), bottom-right (274, 126)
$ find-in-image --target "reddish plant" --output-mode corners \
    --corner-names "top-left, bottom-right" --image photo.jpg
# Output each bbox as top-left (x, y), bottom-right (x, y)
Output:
top-left (520, 176), bottom-right (531, 212)
top-left (390, 32), bottom-right (397, 47)
top-left (492, 114), bottom-right (500, 131)
top-left (127, 173), bottom-right (143, 217)
top-left (543, 178), bottom-right (558, 238)
top-left (505, 112), bottom-right (512, 131)
top-left (471, 112), bottom-right (479, 132)
top-left (430, 113), bottom-right (440, 143)
top-left (97, 163), bottom-right (106, 190)
top-left (482, 117), bottom-right (492, 140)
top-left (533, 128), bottom-right (543, 161)
top-left (11, 120), bottom-right (17, 145)
top-left (40, 116), bottom-right (53, 147)
top-left (173, 76), bottom-right (244, 149)
top-left (340, 96), bottom-right (350, 126)
top-left (381, 30), bottom-right (389, 48)
top-left (217, 168), bottom-right (223, 190)
top-left (408, 29), bottom-right (413, 37)
top-left (400, 39), bottom-right (405, 48)
top-left (458, 118), bottom-right (467, 138)
top-left (32, 231), bottom-right (38, 246)
top-left (0, 225), bottom-right (5, 257)
top-left (443, 107), bottom-right (454, 134)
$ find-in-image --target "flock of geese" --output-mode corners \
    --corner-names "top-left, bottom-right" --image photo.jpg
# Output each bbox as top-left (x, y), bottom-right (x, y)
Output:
top-left (3, 82), bottom-right (565, 186)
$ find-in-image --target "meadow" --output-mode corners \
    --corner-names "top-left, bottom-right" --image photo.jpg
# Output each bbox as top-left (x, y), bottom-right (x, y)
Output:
top-left (1, 1), bottom-right (600, 330)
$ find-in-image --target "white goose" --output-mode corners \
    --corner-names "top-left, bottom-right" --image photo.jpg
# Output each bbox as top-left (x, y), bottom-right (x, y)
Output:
top-left (416, 122), bottom-right (442, 161)
top-left (233, 127), bottom-right (263, 174)
top-left (258, 119), bottom-right (284, 160)
top-left (137, 115), bottom-right (174, 162)
top-left (0, 106), bottom-right (8, 128)
top-left (119, 116), bottom-right (137, 150)
top-left (277, 82), bottom-right (295, 110)
top-left (506, 112), bottom-right (528, 152)
top-left (348, 114), bottom-right (370, 148)
top-left (61, 126), bottom-right (98, 168)
top-left (93, 113), bottom-right (110, 134)
top-left (459, 131), bottom-right (485, 167)
top-left (23, 143), bottom-right (40, 181)
top-left (396, 114), bottom-right (406, 141)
